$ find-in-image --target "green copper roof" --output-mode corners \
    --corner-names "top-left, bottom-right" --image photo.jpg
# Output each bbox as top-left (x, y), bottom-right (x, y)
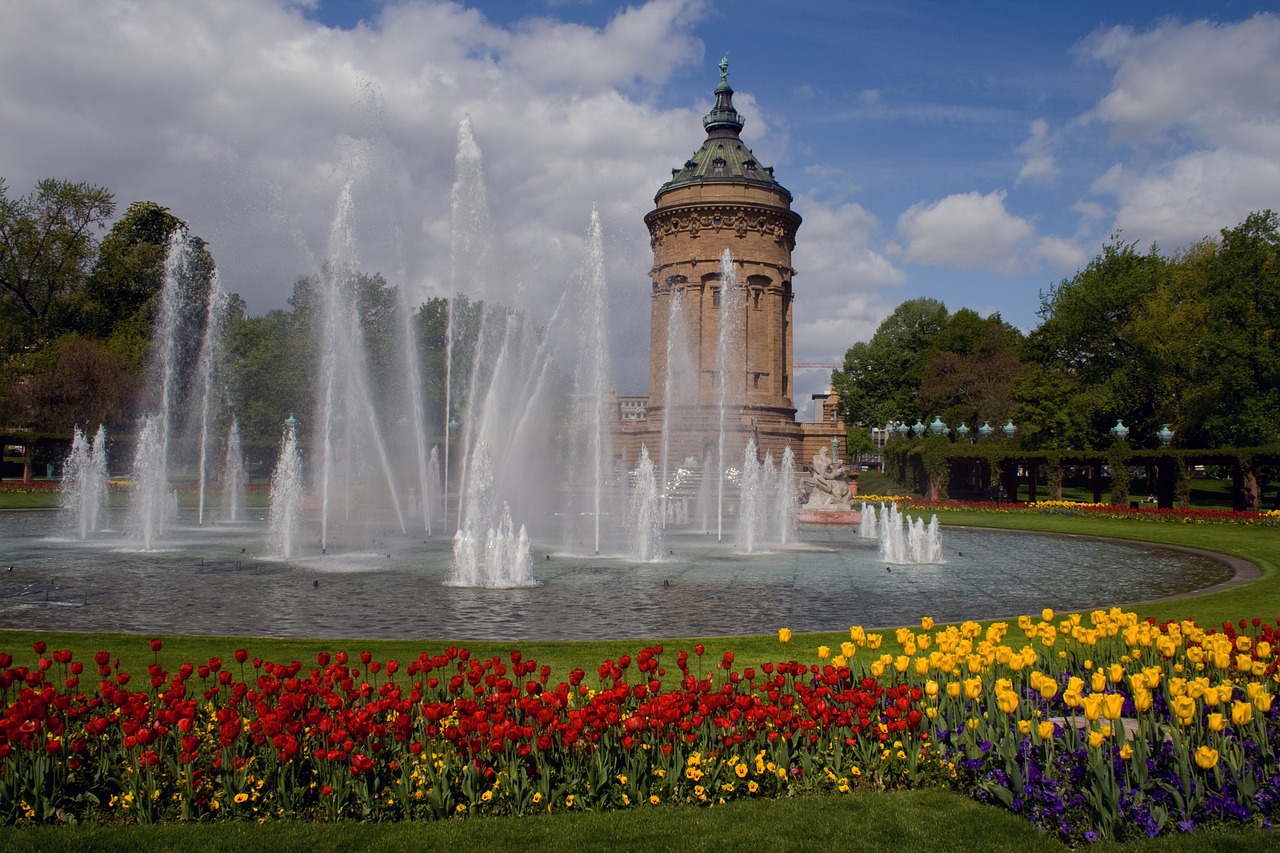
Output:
top-left (657, 60), bottom-right (791, 199)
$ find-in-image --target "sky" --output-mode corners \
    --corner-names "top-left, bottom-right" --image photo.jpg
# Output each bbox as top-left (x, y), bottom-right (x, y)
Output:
top-left (3, 0), bottom-right (1280, 417)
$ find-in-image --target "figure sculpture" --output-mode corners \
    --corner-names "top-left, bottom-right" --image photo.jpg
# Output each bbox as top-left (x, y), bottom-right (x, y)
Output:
top-left (801, 445), bottom-right (853, 510)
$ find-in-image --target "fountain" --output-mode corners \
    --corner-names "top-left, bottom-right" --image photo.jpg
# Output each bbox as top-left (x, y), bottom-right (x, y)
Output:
top-left (713, 250), bottom-right (744, 542)
top-left (267, 416), bottom-right (304, 559)
top-left (221, 420), bottom-right (245, 524)
top-left (60, 425), bottom-right (108, 540)
top-left (874, 502), bottom-right (944, 565)
top-left (629, 446), bottom-right (664, 562)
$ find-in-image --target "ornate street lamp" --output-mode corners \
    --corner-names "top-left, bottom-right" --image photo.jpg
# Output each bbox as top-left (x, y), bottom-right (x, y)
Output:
top-left (911, 419), bottom-right (926, 437)
top-left (1156, 424), bottom-right (1175, 447)
top-left (978, 421), bottom-right (995, 439)
top-left (894, 421), bottom-right (910, 439)
top-left (955, 422), bottom-right (970, 440)
top-left (1002, 420), bottom-right (1017, 438)
top-left (1110, 419), bottom-right (1130, 441)
top-left (831, 436), bottom-right (840, 460)
top-left (928, 416), bottom-right (949, 436)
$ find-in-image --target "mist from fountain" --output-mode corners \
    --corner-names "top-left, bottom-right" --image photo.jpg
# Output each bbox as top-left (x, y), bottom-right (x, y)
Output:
top-left (697, 449), bottom-right (714, 533)
top-left (268, 417), bottom-right (304, 559)
top-left (877, 502), bottom-right (944, 564)
top-left (629, 445), bottom-right (664, 562)
top-left (222, 419), bottom-right (245, 523)
top-left (61, 425), bottom-right (109, 540)
top-left (450, 441), bottom-right (535, 587)
top-left (714, 249), bottom-right (744, 542)
top-left (737, 439), bottom-right (763, 553)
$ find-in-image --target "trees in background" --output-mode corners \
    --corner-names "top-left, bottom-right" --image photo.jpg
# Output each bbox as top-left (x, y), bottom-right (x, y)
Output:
top-left (840, 210), bottom-right (1280, 508)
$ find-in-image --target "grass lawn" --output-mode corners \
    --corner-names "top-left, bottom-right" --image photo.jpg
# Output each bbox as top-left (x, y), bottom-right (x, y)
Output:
top-left (2, 510), bottom-right (1279, 849)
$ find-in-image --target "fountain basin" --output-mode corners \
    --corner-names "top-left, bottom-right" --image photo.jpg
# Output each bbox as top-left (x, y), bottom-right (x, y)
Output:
top-left (796, 509), bottom-right (861, 525)
top-left (0, 510), bottom-right (1234, 642)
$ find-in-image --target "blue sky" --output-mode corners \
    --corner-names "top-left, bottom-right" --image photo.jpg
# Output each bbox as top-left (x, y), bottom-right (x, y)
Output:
top-left (4, 1), bottom-right (1279, 412)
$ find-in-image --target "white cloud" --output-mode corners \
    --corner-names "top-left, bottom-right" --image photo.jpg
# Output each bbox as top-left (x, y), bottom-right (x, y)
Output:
top-left (894, 190), bottom-right (1034, 274)
top-left (1015, 118), bottom-right (1059, 185)
top-left (1032, 235), bottom-right (1087, 273)
top-left (1080, 14), bottom-right (1280, 247)
top-left (0, 0), bottom-right (717, 394)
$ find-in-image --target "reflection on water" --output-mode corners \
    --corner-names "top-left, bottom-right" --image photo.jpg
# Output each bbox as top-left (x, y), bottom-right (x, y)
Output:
top-left (0, 510), bottom-right (1232, 641)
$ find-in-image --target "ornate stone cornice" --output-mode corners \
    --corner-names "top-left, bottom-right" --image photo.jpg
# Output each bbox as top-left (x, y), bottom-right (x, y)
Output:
top-left (645, 203), bottom-right (800, 251)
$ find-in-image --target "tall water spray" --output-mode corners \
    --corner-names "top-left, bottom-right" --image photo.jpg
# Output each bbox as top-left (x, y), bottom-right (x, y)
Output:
top-left (444, 116), bottom-right (492, 514)
top-left (628, 446), bottom-right (664, 561)
top-left (61, 425), bottom-right (109, 539)
top-left (222, 419), bottom-right (245, 523)
top-left (268, 417), bottom-right (304, 558)
top-left (313, 180), bottom-right (406, 550)
top-left (193, 275), bottom-right (229, 525)
top-left (778, 445), bottom-right (798, 544)
top-left (126, 414), bottom-right (166, 550)
top-left (713, 250), bottom-right (744, 541)
top-left (580, 208), bottom-right (613, 554)
top-left (658, 284), bottom-right (696, 529)
top-left (737, 438), bottom-right (763, 553)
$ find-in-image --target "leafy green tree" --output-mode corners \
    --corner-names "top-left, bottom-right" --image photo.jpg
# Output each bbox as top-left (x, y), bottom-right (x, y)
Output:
top-left (0, 178), bottom-right (115, 349)
top-left (77, 201), bottom-right (186, 367)
top-left (833, 297), bottom-right (948, 428)
top-left (1025, 239), bottom-right (1169, 448)
top-left (917, 309), bottom-right (1027, 432)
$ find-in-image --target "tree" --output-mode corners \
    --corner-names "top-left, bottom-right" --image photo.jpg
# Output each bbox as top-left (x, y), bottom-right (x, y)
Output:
top-left (832, 297), bottom-right (948, 428)
top-left (0, 178), bottom-right (115, 350)
top-left (1025, 239), bottom-right (1169, 448)
top-left (916, 309), bottom-right (1027, 431)
top-left (77, 201), bottom-right (186, 359)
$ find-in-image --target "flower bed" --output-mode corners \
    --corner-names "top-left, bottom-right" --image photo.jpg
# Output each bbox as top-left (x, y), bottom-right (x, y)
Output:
top-left (2, 612), bottom-right (1278, 843)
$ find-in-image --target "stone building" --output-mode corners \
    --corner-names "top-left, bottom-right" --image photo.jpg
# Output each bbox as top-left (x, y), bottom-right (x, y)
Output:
top-left (615, 61), bottom-right (844, 474)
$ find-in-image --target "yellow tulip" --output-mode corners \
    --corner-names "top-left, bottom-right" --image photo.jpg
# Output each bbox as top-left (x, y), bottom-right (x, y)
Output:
top-left (1132, 689), bottom-right (1152, 713)
top-left (1236, 635), bottom-right (1252, 653)
top-left (1232, 700), bottom-right (1253, 726)
top-left (1119, 743), bottom-right (1134, 760)
top-left (921, 616), bottom-right (934, 631)
top-left (1037, 720), bottom-right (1055, 741)
top-left (1108, 663), bottom-right (1124, 684)
top-left (997, 691), bottom-right (1019, 714)
top-left (1087, 729), bottom-right (1105, 749)
top-left (924, 680), bottom-right (939, 697)
top-left (963, 678), bottom-right (983, 700)
top-left (1170, 695), bottom-right (1197, 726)
top-left (1194, 745), bottom-right (1219, 770)
top-left (817, 645), bottom-right (830, 660)
top-left (1041, 608), bottom-right (1054, 622)
top-left (914, 657), bottom-right (930, 676)
top-left (946, 681), bottom-right (961, 699)
top-left (1256, 641), bottom-right (1271, 659)
top-left (1207, 712), bottom-right (1225, 732)
top-left (1091, 671), bottom-right (1107, 693)
top-left (1102, 693), bottom-right (1125, 721)
top-left (841, 641), bottom-right (855, 658)
top-left (894, 655), bottom-right (910, 674)
top-left (849, 625), bottom-right (865, 644)
top-left (1254, 692), bottom-right (1275, 714)
top-left (777, 628), bottom-right (791, 644)
top-left (1082, 693), bottom-right (1103, 722)
top-left (866, 634), bottom-right (883, 650)
top-left (1017, 719), bottom-right (1031, 735)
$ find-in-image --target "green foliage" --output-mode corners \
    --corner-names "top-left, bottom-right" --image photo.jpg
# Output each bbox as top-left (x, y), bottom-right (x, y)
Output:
top-left (833, 297), bottom-right (948, 427)
top-left (0, 178), bottom-right (115, 349)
